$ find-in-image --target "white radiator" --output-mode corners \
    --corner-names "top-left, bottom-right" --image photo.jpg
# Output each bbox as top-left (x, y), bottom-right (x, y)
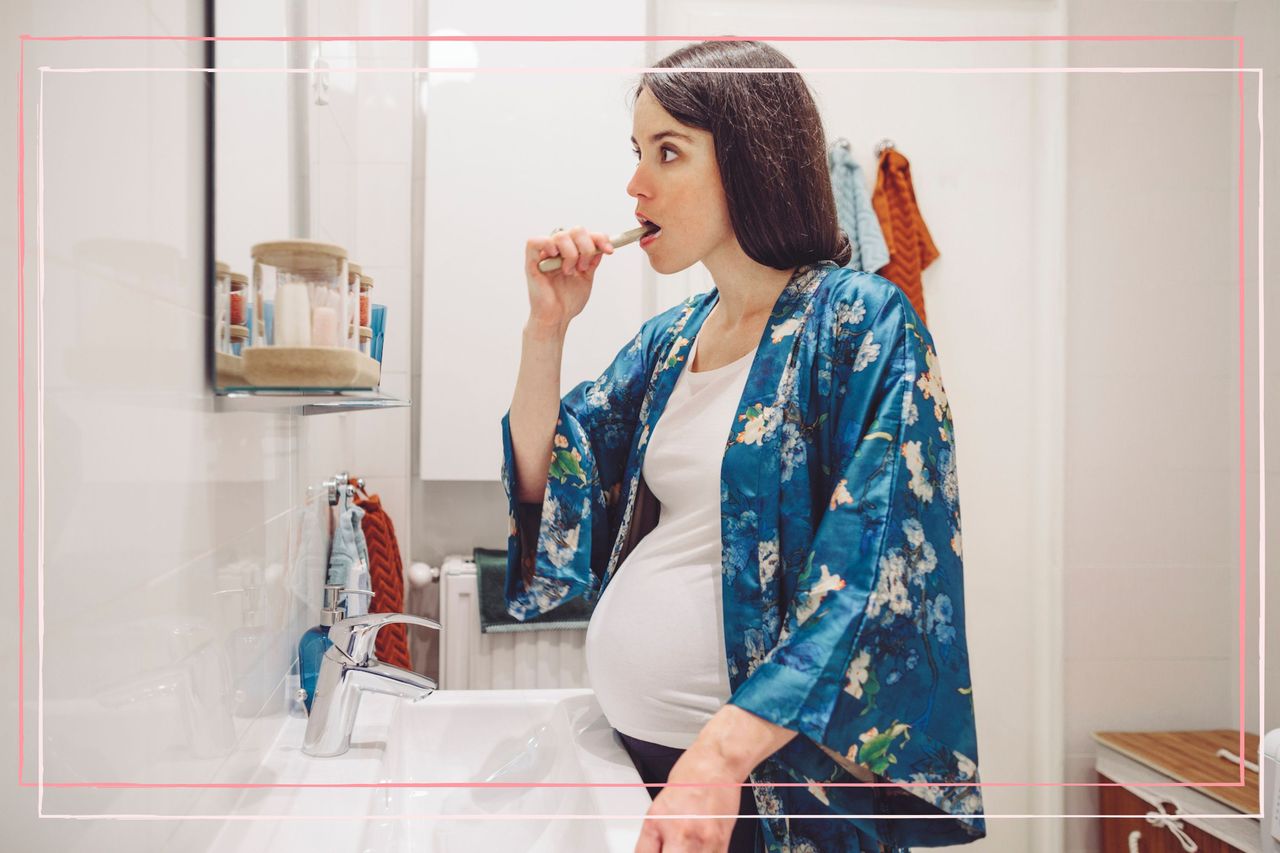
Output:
top-left (437, 555), bottom-right (591, 690)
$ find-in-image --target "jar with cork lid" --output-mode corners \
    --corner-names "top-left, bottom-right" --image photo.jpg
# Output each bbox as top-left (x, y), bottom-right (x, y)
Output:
top-left (345, 262), bottom-right (362, 350)
top-left (214, 261), bottom-right (232, 354)
top-left (243, 240), bottom-right (379, 389)
top-left (228, 271), bottom-right (249, 343)
top-left (358, 273), bottom-right (374, 356)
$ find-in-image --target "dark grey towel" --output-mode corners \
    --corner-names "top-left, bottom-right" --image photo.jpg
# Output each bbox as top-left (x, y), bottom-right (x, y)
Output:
top-left (473, 547), bottom-right (594, 633)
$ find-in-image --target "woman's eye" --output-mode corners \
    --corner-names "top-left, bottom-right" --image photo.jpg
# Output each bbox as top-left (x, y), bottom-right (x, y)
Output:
top-left (632, 146), bottom-right (677, 162)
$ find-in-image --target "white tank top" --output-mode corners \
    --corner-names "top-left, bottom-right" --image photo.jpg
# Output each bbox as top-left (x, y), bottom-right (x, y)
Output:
top-left (585, 329), bottom-right (756, 749)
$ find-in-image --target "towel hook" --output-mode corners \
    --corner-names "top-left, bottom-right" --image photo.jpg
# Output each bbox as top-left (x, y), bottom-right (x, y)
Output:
top-left (831, 136), bottom-right (852, 152)
top-left (346, 475), bottom-right (367, 499)
top-left (875, 138), bottom-right (896, 157)
top-left (326, 471), bottom-right (360, 506)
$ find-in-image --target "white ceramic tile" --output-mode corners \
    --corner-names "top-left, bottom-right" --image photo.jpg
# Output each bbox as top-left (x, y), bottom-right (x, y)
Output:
top-left (1064, 562), bottom-right (1237, 662)
top-left (1066, 280), bottom-right (1237, 384)
top-left (41, 74), bottom-right (192, 283)
top-left (1063, 657), bottom-right (1235, 758)
top-left (1067, 359), bottom-right (1236, 477)
top-left (43, 569), bottom-right (234, 784)
top-left (40, 259), bottom-right (207, 394)
top-left (309, 85), bottom-right (357, 168)
top-left (350, 405), bottom-right (410, 479)
top-left (1064, 463), bottom-right (1236, 569)
top-left (1062, 801), bottom-right (1101, 853)
top-left (355, 163), bottom-right (412, 268)
top-left (309, 157), bottom-right (358, 253)
top-left (356, 70), bottom-right (412, 164)
top-left (378, 369), bottom-right (412, 400)
top-left (307, 0), bottom-right (359, 38)
top-left (298, 411), bottom-right (355, 494)
top-left (216, 66), bottom-right (293, 271)
top-left (356, 0), bottom-right (414, 40)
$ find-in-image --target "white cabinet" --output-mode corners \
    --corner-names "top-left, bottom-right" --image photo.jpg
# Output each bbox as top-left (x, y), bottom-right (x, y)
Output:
top-left (418, 4), bottom-right (653, 480)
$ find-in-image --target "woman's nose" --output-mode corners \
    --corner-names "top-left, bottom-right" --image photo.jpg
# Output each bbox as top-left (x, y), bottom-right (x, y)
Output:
top-left (626, 167), bottom-right (648, 199)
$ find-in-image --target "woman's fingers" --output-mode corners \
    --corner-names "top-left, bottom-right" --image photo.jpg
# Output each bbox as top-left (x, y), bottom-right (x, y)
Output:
top-left (533, 227), bottom-right (613, 278)
top-left (570, 228), bottom-right (596, 272)
top-left (551, 229), bottom-right (577, 275)
top-left (556, 227), bottom-right (589, 275)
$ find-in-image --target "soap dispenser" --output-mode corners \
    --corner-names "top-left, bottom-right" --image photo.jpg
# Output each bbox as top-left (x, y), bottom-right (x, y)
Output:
top-left (298, 584), bottom-right (345, 714)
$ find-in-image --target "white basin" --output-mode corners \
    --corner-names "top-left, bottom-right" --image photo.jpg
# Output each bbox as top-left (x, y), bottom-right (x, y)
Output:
top-left (204, 688), bottom-right (651, 852)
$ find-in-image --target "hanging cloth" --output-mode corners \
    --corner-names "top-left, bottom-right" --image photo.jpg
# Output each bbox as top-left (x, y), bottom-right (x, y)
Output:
top-left (354, 488), bottom-right (412, 670)
top-left (870, 146), bottom-right (939, 326)
top-left (827, 142), bottom-right (890, 273)
top-left (327, 499), bottom-right (368, 591)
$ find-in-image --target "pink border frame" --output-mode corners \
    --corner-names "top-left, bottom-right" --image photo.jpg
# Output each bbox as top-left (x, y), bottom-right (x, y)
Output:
top-left (15, 33), bottom-right (1262, 815)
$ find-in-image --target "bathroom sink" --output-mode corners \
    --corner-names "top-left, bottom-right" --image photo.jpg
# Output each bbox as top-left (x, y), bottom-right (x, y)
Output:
top-left (203, 688), bottom-right (651, 852)
top-left (359, 689), bottom-right (650, 851)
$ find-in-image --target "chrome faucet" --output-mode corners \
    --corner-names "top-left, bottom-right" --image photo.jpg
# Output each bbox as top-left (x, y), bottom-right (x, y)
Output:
top-left (302, 612), bottom-right (441, 757)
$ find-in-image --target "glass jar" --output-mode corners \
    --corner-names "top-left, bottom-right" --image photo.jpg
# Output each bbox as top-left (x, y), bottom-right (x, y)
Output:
top-left (248, 240), bottom-right (348, 349)
top-left (358, 325), bottom-right (373, 356)
top-left (229, 324), bottom-right (248, 357)
top-left (229, 271), bottom-right (249, 331)
top-left (345, 262), bottom-right (362, 350)
top-left (369, 304), bottom-right (386, 363)
top-left (214, 261), bottom-right (232, 354)
top-left (358, 274), bottom-right (373, 329)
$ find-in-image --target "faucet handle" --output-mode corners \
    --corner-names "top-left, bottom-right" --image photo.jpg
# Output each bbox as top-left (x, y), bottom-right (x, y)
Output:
top-left (328, 612), bottom-right (442, 665)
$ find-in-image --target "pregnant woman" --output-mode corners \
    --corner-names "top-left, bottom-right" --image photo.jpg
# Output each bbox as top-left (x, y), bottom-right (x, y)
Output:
top-left (502, 39), bottom-right (986, 853)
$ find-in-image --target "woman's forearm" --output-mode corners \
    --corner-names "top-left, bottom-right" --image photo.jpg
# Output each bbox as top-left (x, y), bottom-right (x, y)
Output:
top-left (508, 318), bottom-right (571, 504)
top-left (687, 704), bottom-right (799, 782)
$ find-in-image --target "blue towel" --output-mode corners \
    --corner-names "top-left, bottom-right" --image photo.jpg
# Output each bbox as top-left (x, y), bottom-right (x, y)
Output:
top-left (328, 503), bottom-right (371, 616)
top-left (828, 143), bottom-right (890, 273)
top-left (474, 547), bottom-right (592, 633)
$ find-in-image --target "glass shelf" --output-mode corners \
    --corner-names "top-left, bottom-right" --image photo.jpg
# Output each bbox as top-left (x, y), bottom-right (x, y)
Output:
top-left (214, 388), bottom-right (410, 415)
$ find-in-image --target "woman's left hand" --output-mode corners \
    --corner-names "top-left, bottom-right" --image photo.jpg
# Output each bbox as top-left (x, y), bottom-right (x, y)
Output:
top-left (633, 748), bottom-right (744, 853)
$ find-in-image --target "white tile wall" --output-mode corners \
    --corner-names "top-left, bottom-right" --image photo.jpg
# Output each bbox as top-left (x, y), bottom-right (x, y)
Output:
top-left (10, 0), bottom-right (416, 840)
top-left (1060, 5), bottom-right (1268, 852)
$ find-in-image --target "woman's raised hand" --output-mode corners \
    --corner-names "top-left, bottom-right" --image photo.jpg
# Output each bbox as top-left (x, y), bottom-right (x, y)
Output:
top-left (524, 226), bottom-right (614, 330)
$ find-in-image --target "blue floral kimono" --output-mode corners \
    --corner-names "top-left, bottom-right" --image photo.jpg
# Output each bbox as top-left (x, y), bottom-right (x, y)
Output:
top-left (499, 261), bottom-right (985, 852)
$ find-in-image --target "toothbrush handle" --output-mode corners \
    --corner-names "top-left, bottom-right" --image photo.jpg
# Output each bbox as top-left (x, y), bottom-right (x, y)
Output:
top-left (537, 224), bottom-right (654, 273)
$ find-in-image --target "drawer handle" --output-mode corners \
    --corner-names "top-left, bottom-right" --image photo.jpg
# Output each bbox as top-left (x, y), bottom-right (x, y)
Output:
top-left (1143, 800), bottom-right (1198, 852)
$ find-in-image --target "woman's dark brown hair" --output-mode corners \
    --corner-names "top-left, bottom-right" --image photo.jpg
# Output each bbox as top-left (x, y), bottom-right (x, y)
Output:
top-left (629, 39), bottom-right (852, 270)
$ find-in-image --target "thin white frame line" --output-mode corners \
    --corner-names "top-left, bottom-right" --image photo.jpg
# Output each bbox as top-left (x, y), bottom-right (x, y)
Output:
top-left (1256, 63), bottom-right (1268, 824)
top-left (35, 63), bottom-right (45, 819)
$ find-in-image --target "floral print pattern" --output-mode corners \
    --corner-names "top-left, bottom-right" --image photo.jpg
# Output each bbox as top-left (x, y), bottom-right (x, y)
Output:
top-left (499, 262), bottom-right (985, 851)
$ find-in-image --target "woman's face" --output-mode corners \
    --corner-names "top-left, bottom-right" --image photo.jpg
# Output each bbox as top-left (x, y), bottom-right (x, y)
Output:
top-left (627, 87), bottom-right (735, 274)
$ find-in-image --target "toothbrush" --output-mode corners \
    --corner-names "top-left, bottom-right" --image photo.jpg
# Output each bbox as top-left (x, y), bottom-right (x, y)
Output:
top-left (537, 223), bottom-right (659, 273)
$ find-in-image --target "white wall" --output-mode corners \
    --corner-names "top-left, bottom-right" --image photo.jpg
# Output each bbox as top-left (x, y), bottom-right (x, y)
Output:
top-left (0, 0), bottom-right (415, 847)
top-left (1061, 3), bottom-right (1277, 853)
top-left (415, 1), bottom-right (651, 481)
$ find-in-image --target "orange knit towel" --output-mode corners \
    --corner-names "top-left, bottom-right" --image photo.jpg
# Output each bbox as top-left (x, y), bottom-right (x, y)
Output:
top-left (355, 493), bottom-right (412, 670)
top-left (871, 147), bottom-right (939, 326)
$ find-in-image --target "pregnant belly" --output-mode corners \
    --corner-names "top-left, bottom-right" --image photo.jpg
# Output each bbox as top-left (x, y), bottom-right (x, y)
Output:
top-left (584, 556), bottom-right (732, 745)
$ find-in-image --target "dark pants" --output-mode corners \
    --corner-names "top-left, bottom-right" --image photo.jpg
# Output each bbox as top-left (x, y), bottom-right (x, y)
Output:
top-left (616, 729), bottom-right (763, 853)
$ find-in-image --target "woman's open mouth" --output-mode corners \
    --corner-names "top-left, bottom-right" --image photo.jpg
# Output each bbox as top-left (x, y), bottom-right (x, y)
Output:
top-left (637, 217), bottom-right (662, 248)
